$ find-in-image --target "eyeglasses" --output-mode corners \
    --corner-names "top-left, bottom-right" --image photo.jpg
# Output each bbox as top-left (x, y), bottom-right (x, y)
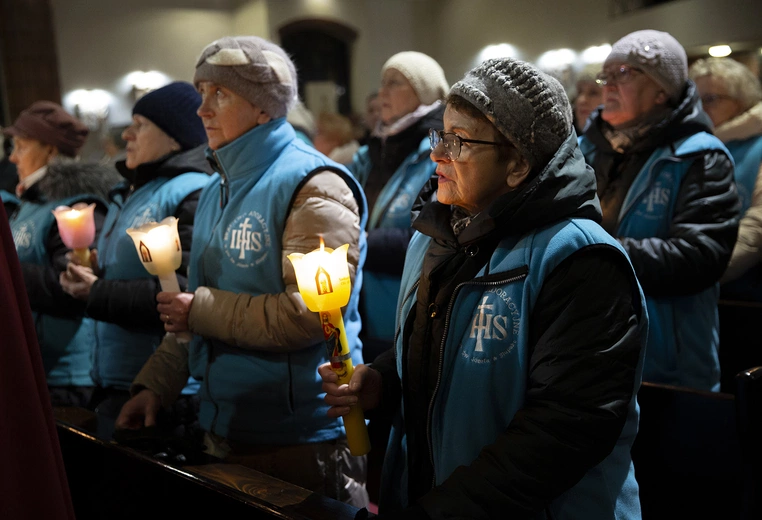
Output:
top-left (700, 93), bottom-right (735, 106)
top-left (595, 65), bottom-right (644, 87)
top-left (380, 78), bottom-right (408, 90)
top-left (429, 129), bottom-right (507, 161)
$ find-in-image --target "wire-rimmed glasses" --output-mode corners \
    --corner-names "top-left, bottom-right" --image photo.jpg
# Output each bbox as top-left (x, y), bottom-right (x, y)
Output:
top-left (429, 129), bottom-right (507, 161)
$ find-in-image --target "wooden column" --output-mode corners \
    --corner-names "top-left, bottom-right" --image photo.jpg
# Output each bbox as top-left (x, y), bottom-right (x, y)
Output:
top-left (0, 0), bottom-right (61, 125)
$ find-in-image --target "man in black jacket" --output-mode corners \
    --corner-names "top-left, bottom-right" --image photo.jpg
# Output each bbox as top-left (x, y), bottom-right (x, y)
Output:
top-left (579, 30), bottom-right (740, 391)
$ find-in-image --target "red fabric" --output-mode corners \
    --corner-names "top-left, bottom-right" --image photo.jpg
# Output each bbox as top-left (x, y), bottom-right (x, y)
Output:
top-left (0, 203), bottom-right (76, 519)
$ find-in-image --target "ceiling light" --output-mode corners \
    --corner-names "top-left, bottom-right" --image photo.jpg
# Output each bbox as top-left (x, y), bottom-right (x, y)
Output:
top-left (708, 45), bottom-right (732, 57)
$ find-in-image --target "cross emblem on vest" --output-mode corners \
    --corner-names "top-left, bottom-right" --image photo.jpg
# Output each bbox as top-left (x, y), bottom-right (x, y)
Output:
top-left (229, 217), bottom-right (262, 260)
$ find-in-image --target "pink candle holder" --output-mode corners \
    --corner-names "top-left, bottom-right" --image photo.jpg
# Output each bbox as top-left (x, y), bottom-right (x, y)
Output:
top-left (52, 202), bottom-right (96, 268)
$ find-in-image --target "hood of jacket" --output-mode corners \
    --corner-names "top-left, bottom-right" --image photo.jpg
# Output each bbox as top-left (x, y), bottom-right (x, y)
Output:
top-left (714, 101), bottom-right (762, 143)
top-left (413, 127), bottom-right (602, 246)
top-left (27, 160), bottom-right (122, 203)
top-left (584, 80), bottom-right (713, 156)
top-left (115, 144), bottom-right (213, 190)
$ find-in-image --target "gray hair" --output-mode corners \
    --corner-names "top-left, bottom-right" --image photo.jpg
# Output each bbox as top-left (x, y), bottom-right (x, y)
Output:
top-left (689, 58), bottom-right (762, 112)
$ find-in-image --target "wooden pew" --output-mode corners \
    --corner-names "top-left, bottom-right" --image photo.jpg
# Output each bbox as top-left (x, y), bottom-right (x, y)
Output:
top-left (736, 366), bottom-right (762, 518)
top-left (632, 369), bottom-right (762, 520)
top-left (54, 408), bottom-right (368, 520)
top-left (718, 299), bottom-right (762, 392)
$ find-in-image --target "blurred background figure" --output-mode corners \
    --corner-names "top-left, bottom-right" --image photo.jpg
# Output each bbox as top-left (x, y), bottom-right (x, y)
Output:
top-left (313, 111), bottom-right (360, 165)
top-left (0, 132), bottom-right (19, 192)
top-left (60, 81), bottom-right (212, 421)
top-left (99, 125), bottom-right (128, 167)
top-left (3, 101), bottom-right (121, 407)
top-left (580, 30), bottom-right (740, 392)
top-left (689, 58), bottom-right (762, 295)
top-left (359, 91), bottom-right (381, 146)
top-left (690, 57), bottom-right (762, 391)
top-left (287, 99), bottom-right (317, 146)
top-left (573, 63), bottom-right (603, 133)
top-left (349, 51), bottom-right (449, 363)
top-left (0, 133), bottom-right (19, 215)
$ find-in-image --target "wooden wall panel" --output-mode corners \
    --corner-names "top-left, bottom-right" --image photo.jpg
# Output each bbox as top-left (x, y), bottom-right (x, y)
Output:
top-left (0, 0), bottom-right (61, 125)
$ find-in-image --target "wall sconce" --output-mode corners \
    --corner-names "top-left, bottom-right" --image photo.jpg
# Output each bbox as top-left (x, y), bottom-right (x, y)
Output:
top-left (537, 49), bottom-right (577, 90)
top-left (63, 89), bottom-right (113, 129)
top-left (125, 70), bottom-right (171, 101)
top-left (581, 44), bottom-right (612, 64)
top-left (475, 43), bottom-right (519, 65)
top-left (708, 45), bottom-right (732, 57)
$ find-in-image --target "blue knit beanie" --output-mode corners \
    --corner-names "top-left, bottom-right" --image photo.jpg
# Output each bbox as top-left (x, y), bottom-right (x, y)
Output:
top-left (132, 81), bottom-right (206, 150)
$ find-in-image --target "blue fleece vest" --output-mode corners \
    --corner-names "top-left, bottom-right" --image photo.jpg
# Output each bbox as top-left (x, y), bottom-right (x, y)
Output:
top-left (720, 135), bottom-right (762, 301)
top-left (11, 194), bottom-right (104, 386)
top-left (1, 189), bottom-right (19, 212)
top-left (381, 218), bottom-right (647, 519)
top-left (351, 137), bottom-right (436, 342)
top-left (187, 119), bottom-right (367, 444)
top-left (90, 173), bottom-right (209, 390)
top-left (580, 132), bottom-right (730, 391)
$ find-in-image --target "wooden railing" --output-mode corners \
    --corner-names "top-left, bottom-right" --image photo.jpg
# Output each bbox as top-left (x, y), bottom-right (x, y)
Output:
top-left (54, 407), bottom-right (366, 520)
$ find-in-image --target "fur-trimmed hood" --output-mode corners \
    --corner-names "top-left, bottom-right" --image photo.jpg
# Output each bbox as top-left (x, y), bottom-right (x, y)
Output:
top-left (715, 101), bottom-right (762, 144)
top-left (25, 160), bottom-right (123, 203)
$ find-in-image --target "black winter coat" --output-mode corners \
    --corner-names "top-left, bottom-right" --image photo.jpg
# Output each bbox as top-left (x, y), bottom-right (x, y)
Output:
top-left (371, 131), bottom-right (644, 519)
top-left (582, 81), bottom-right (740, 297)
top-left (85, 146), bottom-right (212, 332)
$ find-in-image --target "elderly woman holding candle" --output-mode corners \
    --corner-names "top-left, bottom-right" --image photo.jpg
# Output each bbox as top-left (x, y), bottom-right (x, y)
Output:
top-left (60, 81), bottom-right (212, 419)
top-left (116, 36), bottom-right (368, 506)
top-left (321, 58), bottom-right (648, 518)
top-left (3, 101), bottom-right (120, 407)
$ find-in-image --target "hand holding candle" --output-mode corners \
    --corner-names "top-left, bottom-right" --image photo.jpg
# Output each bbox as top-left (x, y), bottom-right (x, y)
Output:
top-left (288, 239), bottom-right (371, 456)
top-left (126, 216), bottom-right (191, 342)
top-left (52, 202), bottom-right (96, 268)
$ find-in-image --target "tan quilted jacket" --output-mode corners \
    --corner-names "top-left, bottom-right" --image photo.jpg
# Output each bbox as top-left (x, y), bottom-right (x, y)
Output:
top-left (718, 102), bottom-right (762, 283)
top-left (132, 170), bottom-right (363, 406)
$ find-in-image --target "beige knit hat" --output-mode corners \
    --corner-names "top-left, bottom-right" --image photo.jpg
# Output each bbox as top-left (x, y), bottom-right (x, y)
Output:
top-left (194, 36), bottom-right (297, 119)
top-left (382, 51), bottom-right (449, 105)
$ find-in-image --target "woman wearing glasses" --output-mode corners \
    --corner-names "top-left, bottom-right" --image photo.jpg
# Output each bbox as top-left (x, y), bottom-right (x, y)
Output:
top-left (321, 57), bottom-right (647, 519)
top-left (348, 51), bottom-right (448, 363)
top-left (579, 30), bottom-right (739, 392)
top-left (689, 58), bottom-right (762, 296)
top-left (689, 58), bottom-right (762, 389)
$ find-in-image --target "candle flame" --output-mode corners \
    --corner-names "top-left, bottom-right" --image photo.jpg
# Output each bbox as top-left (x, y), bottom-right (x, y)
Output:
top-left (319, 234), bottom-right (325, 252)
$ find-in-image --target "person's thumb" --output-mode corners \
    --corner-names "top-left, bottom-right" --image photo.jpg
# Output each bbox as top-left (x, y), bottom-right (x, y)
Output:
top-left (349, 364), bottom-right (368, 392)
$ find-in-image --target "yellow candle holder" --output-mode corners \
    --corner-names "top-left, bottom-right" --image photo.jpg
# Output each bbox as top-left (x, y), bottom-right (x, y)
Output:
top-left (288, 239), bottom-right (371, 456)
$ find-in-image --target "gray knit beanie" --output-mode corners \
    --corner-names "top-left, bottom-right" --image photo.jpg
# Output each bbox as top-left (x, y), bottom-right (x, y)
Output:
top-left (605, 29), bottom-right (688, 102)
top-left (449, 58), bottom-right (572, 171)
top-left (382, 51), bottom-right (449, 105)
top-left (194, 36), bottom-right (297, 119)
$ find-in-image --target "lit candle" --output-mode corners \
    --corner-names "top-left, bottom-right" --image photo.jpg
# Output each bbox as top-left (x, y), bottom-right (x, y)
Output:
top-left (52, 202), bottom-right (96, 268)
top-left (126, 216), bottom-right (190, 342)
top-left (288, 238), bottom-right (371, 456)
